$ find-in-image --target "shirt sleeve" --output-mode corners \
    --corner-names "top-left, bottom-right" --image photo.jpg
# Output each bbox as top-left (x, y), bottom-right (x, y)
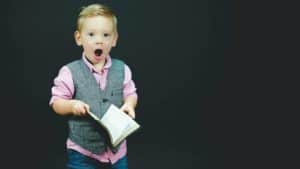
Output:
top-left (123, 64), bottom-right (138, 99)
top-left (49, 66), bottom-right (75, 105)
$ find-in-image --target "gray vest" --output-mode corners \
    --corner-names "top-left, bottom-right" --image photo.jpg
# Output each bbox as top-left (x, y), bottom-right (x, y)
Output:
top-left (67, 58), bottom-right (124, 154)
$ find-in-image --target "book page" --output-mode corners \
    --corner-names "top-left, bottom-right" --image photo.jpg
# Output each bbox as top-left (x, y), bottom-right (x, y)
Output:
top-left (87, 109), bottom-right (123, 141)
top-left (88, 104), bottom-right (140, 146)
top-left (87, 104), bottom-right (140, 147)
top-left (114, 121), bottom-right (140, 146)
top-left (100, 104), bottom-right (140, 146)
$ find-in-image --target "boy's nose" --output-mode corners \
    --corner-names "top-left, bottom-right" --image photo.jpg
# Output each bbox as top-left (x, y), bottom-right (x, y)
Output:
top-left (95, 37), bottom-right (104, 44)
top-left (95, 39), bottom-right (103, 45)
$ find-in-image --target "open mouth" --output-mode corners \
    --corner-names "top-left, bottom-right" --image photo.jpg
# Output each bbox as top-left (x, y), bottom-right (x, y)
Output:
top-left (94, 49), bottom-right (102, 56)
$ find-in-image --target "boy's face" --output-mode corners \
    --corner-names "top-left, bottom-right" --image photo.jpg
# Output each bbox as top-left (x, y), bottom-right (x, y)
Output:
top-left (74, 16), bottom-right (118, 65)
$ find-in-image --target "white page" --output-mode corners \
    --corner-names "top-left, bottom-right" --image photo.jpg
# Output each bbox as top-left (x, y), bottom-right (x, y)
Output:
top-left (87, 104), bottom-right (140, 146)
top-left (100, 104), bottom-right (140, 145)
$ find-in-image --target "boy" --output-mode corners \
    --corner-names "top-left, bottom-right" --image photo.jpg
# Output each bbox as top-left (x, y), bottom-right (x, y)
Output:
top-left (50, 3), bottom-right (138, 169)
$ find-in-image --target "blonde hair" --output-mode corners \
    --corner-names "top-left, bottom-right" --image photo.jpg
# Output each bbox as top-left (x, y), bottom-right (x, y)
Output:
top-left (76, 3), bottom-right (118, 32)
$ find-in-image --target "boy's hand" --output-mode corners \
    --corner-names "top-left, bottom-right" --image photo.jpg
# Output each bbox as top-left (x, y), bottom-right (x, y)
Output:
top-left (71, 100), bottom-right (90, 116)
top-left (120, 103), bottom-right (136, 119)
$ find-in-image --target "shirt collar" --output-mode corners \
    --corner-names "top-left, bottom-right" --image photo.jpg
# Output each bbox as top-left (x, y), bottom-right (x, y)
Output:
top-left (82, 53), bottom-right (112, 73)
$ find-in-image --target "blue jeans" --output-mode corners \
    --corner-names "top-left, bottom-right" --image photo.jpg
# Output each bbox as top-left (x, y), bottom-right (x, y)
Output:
top-left (66, 149), bottom-right (128, 169)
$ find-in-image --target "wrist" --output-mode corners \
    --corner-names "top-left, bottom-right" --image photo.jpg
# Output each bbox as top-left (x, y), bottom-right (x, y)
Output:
top-left (123, 101), bottom-right (135, 109)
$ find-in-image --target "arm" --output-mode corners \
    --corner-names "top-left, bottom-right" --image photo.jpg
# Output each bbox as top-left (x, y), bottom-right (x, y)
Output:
top-left (120, 64), bottom-right (138, 119)
top-left (52, 99), bottom-right (90, 116)
top-left (50, 66), bottom-right (89, 116)
top-left (121, 94), bottom-right (138, 119)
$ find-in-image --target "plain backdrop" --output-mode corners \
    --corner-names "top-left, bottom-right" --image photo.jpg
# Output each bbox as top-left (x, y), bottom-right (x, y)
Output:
top-left (0, 0), bottom-right (263, 169)
top-left (3, 0), bottom-right (298, 168)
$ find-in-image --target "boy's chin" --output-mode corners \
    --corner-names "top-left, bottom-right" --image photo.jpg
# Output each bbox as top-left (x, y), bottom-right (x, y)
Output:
top-left (93, 55), bottom-right (106, 62)
top-left (85, 55), bottom-right (105, 65)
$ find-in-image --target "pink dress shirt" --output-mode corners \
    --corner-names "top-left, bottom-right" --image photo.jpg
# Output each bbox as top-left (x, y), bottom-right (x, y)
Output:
top-left (50, 55), bottom-right (137, 164)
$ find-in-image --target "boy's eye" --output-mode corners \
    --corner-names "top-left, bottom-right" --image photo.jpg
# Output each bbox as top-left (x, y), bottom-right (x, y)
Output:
top-left (88, 33), bottom-right (94, 36)
top-left (104, 33), bottom-right (110, 37)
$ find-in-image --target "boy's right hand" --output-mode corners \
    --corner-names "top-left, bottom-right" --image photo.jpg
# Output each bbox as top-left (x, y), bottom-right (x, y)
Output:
top-left (70, 100), bottom-right (90, 116)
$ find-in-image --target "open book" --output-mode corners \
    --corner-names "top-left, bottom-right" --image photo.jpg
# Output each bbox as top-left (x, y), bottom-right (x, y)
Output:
top-left (87, 104), bottom-right (140, 147)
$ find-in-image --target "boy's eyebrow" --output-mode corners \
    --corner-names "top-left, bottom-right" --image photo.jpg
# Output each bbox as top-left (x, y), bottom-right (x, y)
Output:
top-left (85, 28), bottom-right (113, 32)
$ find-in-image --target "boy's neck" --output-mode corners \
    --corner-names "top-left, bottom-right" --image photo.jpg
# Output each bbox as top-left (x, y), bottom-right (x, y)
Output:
top-left (94, 60), bottom-right (106, 71)
top-left (84, 55), bottom-right (106, 71)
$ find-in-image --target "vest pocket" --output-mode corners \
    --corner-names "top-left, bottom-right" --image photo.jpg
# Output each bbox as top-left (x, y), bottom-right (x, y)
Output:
top-left (111, 88), bottom-right (122, 96)
top-left (110, 88), bottom-right (123, 107)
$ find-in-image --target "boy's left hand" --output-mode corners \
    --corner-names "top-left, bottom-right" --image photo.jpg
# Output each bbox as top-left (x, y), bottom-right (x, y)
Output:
top-left (120, 103), bottom-right (135, 119)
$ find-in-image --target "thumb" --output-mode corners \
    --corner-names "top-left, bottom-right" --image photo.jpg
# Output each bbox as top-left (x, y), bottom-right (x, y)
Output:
top-left (84, 104), bottom-right (90, 113)
top-left (120, 104), bottom-right (126, 112)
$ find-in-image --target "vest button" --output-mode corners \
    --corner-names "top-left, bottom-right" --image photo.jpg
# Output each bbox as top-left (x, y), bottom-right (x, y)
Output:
top-left (102, 98), bottom-right (109, 103)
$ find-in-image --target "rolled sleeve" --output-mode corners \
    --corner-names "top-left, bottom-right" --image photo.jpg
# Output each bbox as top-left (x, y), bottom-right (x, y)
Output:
top-left (49, 66), bottom-right (74, 105)
top-left (123, 64), bottom-right (138, 99)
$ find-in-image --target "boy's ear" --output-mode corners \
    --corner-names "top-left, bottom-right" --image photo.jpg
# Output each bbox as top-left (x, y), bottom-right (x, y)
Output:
top-left (112, 32), bottom-right (118, 47)
top-left (74, 31), bottom-right (82, 46)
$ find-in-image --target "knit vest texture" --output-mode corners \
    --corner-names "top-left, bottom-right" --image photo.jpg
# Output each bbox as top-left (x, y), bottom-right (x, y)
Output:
top-left (67, 58), bottom-right (124, 154)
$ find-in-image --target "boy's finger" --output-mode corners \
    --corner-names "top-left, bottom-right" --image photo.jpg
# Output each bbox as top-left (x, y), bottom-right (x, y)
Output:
top-left (84, 104), bottom-right (90, 112)
top-left (120, 105), bottom-right (125, 111)
top-left (80, 107), bottom-right (86, 115)
top-left (128, 111), bottom-right (135, 119)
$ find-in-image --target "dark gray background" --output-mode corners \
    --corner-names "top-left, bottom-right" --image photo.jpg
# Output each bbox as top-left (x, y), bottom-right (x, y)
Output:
top-left (3, 0), bottom-right (294, 169)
